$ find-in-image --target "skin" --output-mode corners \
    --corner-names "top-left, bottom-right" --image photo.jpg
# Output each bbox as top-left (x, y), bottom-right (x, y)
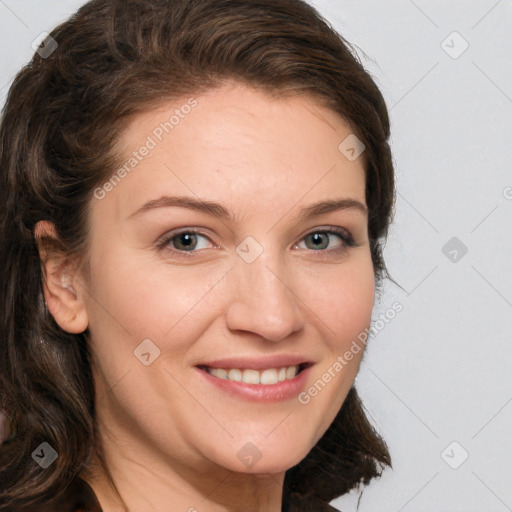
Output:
top-left (35, 81), bottom-right (374, 512)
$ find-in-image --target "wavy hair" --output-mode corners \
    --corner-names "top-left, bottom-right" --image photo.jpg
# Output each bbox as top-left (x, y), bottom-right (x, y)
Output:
top-left (0, 0), bottom-right (394, 510)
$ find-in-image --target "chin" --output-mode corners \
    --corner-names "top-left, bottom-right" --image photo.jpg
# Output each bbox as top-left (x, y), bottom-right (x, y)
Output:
top-left (209, 437), bottom-right (313, 475)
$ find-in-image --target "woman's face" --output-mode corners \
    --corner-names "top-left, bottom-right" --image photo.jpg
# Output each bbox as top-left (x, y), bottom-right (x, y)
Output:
top-left (79, 81), bottom-right (374, 475)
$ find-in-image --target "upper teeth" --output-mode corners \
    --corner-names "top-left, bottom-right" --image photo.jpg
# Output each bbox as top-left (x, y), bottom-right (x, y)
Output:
top-left (205, 366), bottom-right (299, 385)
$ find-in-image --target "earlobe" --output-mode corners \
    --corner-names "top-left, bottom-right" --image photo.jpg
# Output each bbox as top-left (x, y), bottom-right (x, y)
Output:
top-left (34, 220), bottom-right (89, 334)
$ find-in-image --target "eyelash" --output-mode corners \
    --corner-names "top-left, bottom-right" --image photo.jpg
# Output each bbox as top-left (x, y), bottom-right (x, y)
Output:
top-left (156, 226), bottom-right (358, 259)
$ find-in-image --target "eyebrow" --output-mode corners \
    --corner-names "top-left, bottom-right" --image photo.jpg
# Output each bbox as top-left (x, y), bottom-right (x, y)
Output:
top-left (127, 195), bottom-right (367, 222)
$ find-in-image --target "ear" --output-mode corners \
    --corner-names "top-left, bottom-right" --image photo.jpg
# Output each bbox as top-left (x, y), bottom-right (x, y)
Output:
top-left (34, 220), bottom-right (89, 334)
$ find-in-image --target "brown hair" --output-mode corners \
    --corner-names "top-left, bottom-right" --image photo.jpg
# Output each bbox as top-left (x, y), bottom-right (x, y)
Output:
top-left (0, 0), bottom-right (394, 510)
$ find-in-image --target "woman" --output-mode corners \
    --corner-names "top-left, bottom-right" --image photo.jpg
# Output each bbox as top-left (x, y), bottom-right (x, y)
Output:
top-left (0, 0), bottom-right (395, 510)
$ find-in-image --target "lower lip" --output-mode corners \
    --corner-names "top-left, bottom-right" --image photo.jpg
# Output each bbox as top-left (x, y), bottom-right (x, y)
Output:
top-left (195, 366), bottom-right (312, 403)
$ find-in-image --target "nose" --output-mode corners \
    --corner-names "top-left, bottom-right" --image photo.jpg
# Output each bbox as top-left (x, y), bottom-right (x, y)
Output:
top-left (225, 252), bottom-right (305, 343)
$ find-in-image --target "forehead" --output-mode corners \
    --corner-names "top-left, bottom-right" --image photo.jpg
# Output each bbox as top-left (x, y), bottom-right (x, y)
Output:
top-left (100, 82), bottom-right (367, 222)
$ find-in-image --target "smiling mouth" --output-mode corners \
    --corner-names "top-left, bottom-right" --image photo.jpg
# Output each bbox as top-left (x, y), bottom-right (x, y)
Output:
top-left (197, 363), bottom-right (311, 385)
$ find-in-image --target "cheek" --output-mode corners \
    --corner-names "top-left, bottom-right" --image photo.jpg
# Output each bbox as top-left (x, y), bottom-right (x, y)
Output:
top-left (84, 244), bottom-right (225, 361)
top-left (295, 255), bottom-right (375, 444)
top-left (301, 254), bottom-right (375, 346)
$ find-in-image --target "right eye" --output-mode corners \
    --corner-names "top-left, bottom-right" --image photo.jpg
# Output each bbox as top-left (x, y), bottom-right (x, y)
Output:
top-left (157, 229), bottom-right (216, 256)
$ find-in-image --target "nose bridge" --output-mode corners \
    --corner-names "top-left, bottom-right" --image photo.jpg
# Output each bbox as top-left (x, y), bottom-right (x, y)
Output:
top-left (225, 243), bottom-right (305, 342)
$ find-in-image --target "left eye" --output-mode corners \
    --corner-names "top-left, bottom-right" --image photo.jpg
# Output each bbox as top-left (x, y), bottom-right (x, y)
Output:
top-left (296, 230), bottom-right (351, 251)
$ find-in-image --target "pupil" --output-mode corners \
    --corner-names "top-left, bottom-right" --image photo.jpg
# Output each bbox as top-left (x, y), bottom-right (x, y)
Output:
top-left (313, 234), bottom-right (321, 245)
top-left (310, 233), bottom-right (327, 249)
top-left (177, 233), bottom-right (196, 250)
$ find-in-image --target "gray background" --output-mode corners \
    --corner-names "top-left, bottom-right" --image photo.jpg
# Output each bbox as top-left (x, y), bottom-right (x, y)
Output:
top-left (0, 1), bottom-right (510, 511)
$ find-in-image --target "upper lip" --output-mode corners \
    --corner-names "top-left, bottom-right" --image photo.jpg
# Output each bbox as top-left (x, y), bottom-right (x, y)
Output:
top-left (196, 354), bottom-right (314, 371)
